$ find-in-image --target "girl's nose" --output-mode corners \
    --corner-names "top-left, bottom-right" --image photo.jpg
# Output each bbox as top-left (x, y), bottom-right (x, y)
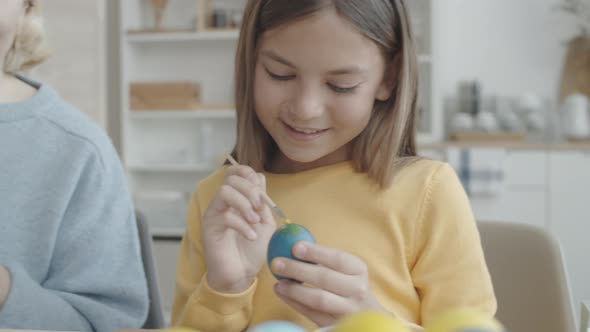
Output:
top-left (288, 84), bottom-right (324, 121)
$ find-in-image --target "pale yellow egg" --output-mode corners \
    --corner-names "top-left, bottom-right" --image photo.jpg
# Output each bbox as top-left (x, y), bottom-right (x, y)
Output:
top-left (332, 311), bottom-right (411, 332)
top-left (164, 327), bottom-right (198, 332)
top-left (424, 308), bottom-right (504, 332)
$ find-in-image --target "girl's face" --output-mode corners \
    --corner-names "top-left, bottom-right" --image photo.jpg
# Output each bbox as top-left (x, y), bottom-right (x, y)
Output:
top-left (254, 8), bottom-right (392, 172)
top-left (0, 0), bottom-right (26, 66)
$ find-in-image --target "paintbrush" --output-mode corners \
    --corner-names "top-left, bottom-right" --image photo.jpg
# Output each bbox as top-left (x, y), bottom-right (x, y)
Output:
top-left (226, 155), bottom-right (291, 224)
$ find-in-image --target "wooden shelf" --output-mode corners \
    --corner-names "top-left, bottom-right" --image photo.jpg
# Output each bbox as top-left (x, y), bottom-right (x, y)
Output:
top-left (420, 141), bottom-right (590, 151)
top-left (130, 109), bottom-right (236, 120)
top-left (449, 132), bottom-right (527, 143)
top-left (126, 29), bottom-right (239, 42)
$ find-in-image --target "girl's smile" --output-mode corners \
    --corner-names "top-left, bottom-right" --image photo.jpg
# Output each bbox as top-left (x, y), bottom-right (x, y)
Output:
top-left (282, 120), bottom-right (331, 142)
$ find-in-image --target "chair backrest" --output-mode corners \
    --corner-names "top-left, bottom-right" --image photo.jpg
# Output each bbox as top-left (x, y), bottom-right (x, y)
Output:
top-left (581, 302), bottom-right (589, 332)
top-left (478, 221), bottom-right (576, 332)
top-left (136, 212), bottom-right (166, 329)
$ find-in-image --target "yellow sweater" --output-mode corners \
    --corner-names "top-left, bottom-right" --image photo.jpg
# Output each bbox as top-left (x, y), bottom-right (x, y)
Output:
top-left (171, 160), bottom-right (496, 331)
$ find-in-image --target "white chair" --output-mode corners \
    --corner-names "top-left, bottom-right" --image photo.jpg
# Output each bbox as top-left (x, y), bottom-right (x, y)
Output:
top-left (581, 301), bottom-right (589, 332)
top-left (478, 221), bottom-right (577, 332)
top-left (136, 212), bottom-right (166, 329)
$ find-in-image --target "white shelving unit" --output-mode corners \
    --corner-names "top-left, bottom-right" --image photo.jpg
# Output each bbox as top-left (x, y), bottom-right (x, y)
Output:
top-left (406, 0), bottom-right (439, 143)
top-left (119, 0), bottom-right (242, 235)
top-left (119, 0), bottom-right (436, 235)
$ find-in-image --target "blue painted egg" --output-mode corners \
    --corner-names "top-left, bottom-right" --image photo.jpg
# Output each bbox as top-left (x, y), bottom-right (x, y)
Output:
top-left (267, 223), bottom-right (316, 280)
top-left (247, 320), bottom-right (307, 332)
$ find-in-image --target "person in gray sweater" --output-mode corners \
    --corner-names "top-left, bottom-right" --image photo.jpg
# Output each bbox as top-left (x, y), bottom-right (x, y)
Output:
top-left (0, 1), bottom-right (149, 330)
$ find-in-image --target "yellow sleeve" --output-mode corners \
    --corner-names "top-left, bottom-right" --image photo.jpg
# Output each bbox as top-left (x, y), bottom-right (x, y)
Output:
top-left (410, 163), bottom-right (497, 324)
top-left (171, 192), bottom-right (257, 332)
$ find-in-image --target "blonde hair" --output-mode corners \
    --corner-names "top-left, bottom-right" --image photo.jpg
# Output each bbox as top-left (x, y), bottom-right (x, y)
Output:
top-left (232, 0), bottom-right (420, 188)
top-left (4, 0), bottom-right (50, 73)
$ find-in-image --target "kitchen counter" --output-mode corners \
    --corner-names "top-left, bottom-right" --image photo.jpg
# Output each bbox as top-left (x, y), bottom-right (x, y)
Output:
top-left (420, 141), bottom-right (590, 151)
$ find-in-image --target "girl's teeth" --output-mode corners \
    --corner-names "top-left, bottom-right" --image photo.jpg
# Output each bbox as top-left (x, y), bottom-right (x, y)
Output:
top-left (294, 128), bottom-right (321, 134)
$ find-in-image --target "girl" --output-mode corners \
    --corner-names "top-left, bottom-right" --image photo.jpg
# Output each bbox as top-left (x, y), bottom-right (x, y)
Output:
top-left (0, 1), bottom-right (148, 330)
top-left (172, 0), bottom-right (496, 331)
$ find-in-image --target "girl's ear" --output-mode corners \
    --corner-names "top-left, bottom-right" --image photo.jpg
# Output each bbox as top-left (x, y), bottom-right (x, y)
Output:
top-left (376, 54), bottom-right (401, 102)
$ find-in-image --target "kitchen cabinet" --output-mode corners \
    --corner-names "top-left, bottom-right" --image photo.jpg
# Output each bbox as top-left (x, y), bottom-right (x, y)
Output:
top-left (549, 151), bottom-right (590, 319)
top-left (469, 150), bottom-right (548, 228)
top-left (470, 190), bottom-right (547, 228)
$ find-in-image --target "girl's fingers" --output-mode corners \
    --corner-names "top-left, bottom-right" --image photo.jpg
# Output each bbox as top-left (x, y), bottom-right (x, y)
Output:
top-left (226, 175), bottom-right (264, 211)
top-left (273, 285), bottom-right (336, 327)
top-left (270, 257), bottom-right (358, 297)
top-left (220, 209), bottom-right (258, 241)
top-left (217, 184), bottom-right (261, 224)
top-left (219, 165), bottom-right (274, 225)
top-left (274, 280), bottom-right (353, 317)
top-left (225, 165), bottom-right (260, 186)
top-left (292, 242), bottom-right (367, 276)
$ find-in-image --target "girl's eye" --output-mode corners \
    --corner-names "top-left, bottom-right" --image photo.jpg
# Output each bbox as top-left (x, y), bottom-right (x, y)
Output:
top-left (328, 83), bottom-right (358, 94)
top-left (266, 69), bottom-right (295, 81)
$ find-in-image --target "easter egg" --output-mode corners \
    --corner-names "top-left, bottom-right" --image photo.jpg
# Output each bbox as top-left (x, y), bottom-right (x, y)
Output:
top-left (267, 223), bottom-right (316, 280)
top-left (424, 308), bottom-right (504, 332)
top-left (164, 328), bottom-right (197, 332)
top-left (331, 311), bottom-right (411, 332)
top-left (247, 320), bottom-right (307, 332)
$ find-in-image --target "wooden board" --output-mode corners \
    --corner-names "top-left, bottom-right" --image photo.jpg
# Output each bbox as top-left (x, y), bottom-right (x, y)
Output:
top-left (567, 137), bottom-right (590, 144)
top-left (130, 82), bottom-right (201, 110)
top-left (449, 132), bottom-right (527, 142)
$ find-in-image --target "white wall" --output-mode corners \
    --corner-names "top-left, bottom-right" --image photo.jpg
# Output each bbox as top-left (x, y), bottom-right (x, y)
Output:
top-left (33, 0), bottom-right (107, 127)
top-left (433, 0), bottom-right (578, 104)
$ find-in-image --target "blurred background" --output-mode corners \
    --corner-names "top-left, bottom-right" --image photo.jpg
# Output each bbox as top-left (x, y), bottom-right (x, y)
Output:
top-left (29, 0), bottom-right (590, 326)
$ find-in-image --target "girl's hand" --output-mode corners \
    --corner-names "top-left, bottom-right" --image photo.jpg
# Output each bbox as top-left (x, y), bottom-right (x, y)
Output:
top-left (202, 165), bottom-right (277, 294)
top-left (271, 243), bottom-right (387, 327)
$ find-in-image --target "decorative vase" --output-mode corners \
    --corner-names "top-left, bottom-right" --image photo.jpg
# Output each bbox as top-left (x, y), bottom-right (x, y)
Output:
top-left (559, 36), bottom-right (590, 102)
top-left (196, 0), bottom-right (212, 31)
top-left (150, 0), bottom-right (169, 31)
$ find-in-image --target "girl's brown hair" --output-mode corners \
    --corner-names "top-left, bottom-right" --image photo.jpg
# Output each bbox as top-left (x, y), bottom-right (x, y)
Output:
top-left (232, 0), bottom-right (419, 188)
top-left (4, 0), bottom-right (50, 73)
